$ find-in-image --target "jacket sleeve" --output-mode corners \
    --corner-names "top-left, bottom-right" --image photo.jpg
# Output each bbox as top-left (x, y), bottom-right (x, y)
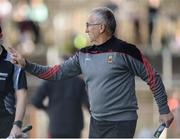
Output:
top-left (123, 48), bottom-right (170, 115)
top-left (24, 52), bottom-right (81, 80)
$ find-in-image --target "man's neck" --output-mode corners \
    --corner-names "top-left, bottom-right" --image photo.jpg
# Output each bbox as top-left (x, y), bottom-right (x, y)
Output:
top-left (0, 45), bottom-right (2, 55)
top-left (93, 35), bottom-right (112, 46)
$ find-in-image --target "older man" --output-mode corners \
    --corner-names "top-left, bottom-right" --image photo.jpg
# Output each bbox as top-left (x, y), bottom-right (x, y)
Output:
top-left (10, 7), bottom-right (173, 138)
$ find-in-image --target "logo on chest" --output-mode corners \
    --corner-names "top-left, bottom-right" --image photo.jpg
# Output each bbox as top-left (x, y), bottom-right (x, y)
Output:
top-left (0, 72), bottom-right (8, 80)
top-left (107, 55), bottom-right (113, 63)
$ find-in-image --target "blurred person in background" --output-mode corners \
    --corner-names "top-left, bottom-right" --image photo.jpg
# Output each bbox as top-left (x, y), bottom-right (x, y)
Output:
top-left (31, 76), bottom-right (89, 138)
top-left (0, 0), bottom-right (12, 25)
top-left (12, 0), bottom-right (37, 55)
top-left (0, 26), bottom-right (28, 138)
top-left (12, 0), bottom-right (48, 55)
top-left (147, 0), bottom-right (160, 47)
top-left (31, 41), bottom-right (89, 138)
top-left (10, 7), bottom-right (174, 138)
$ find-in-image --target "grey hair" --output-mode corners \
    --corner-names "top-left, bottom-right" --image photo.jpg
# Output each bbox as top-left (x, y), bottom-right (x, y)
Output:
top-left (91, 7), bottom-right (116, 35)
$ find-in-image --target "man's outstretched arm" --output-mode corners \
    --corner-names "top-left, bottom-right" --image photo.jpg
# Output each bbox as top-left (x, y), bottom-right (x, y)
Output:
top-left (10, 48), bottom-right (82, 80)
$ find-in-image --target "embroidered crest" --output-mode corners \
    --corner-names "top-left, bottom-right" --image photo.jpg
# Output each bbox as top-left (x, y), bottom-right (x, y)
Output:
top-left (107, 55), bottom-right (113, 63)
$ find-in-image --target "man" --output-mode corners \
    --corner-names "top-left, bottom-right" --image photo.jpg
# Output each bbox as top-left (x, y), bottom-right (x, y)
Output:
top-left (0, 26), bottom-right (27, 138)
top-left (10, 7), bottom-right (174, 138)
top-left (31, 77), bottom-right (89, 138)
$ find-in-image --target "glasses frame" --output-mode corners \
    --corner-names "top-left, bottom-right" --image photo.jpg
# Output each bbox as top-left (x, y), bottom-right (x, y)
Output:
top-left (86, 22), bottom-right (101, 28)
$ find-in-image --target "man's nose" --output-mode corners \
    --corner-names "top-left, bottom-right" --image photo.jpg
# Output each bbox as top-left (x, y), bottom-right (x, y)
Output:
top-left (85, 27), bottom-right (89, 33)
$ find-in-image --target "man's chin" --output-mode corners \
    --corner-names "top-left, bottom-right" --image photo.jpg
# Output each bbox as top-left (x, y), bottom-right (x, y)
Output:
top-left (89, 39), bottom-right (95, 43)
top-left (88, 37), bottom-right (95, 43)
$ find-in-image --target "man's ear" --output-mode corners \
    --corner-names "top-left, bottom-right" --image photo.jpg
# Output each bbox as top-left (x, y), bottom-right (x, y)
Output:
top-left (99, 24), bottom-right (106, 34)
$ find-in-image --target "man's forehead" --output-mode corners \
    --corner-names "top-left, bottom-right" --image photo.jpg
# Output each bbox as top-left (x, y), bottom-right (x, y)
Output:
top-left (87, 14), bottom-right (97, 22)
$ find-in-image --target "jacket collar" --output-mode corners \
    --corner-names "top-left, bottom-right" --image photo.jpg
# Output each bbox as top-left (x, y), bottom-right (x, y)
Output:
top-left (0, 45), bottom-right (7, 60)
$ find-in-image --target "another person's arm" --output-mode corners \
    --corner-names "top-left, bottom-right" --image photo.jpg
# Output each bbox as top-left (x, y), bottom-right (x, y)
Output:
top-left (10, 89), bottom-right (27, 138)
top-left (123, 44), bottom-right (174, 127)
top-left (10, 66), bottom-right (28, 137)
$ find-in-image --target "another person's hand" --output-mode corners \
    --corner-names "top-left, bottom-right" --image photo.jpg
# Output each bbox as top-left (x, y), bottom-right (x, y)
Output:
top-left (9, 125), bottom-right (24, 138)
top-left (159, 112), bottom-right (174, 128)
top-left (9, 47), bottom-right (26, 68)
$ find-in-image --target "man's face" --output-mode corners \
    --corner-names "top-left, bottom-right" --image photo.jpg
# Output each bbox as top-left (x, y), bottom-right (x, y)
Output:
top-left (85, 14), bottom-right (102, 43)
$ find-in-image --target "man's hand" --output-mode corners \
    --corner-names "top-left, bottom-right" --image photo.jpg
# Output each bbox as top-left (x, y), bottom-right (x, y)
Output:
top-left (159, 112), bottom-right (174, 128)
top-left (9, 125), bottom-right (24, 138)
top-left (9, 47), bottom-right (26, 68)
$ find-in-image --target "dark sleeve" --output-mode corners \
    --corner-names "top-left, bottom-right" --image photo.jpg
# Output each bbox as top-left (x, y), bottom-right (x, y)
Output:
top-left (30, 81), bottom-right (48, 110)
top-left (13, 66), bottom-right (27, 90)
top-left (79, 77), bottom-right (90, 111)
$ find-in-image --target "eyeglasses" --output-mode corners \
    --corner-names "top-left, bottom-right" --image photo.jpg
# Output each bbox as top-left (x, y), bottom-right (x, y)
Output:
top-left (86, 22), bottom-right (101, 28)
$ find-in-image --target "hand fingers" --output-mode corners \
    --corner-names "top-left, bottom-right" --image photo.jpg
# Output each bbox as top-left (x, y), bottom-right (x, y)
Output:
top-left (10, 54), bottom-right (18, 63)
top-left (160, 118), bottom-right (173, 128)
top-left (166, 118), bottom-right (174, 128)
top-left (15, 134), bottom-right (22, 138)
top-left (9, 134), bottom-right (16, 138)
top-left (9, 133), bottom-right (23, 138)
top-left (21, 133), bottom-right (28, 138)
top-left (8, 47), bottom-right (20, 60)
top-left (11, 52), bottom-right (18, 58)
top-left (8, 47), bottom-right (17, 54)
top-left (9, 48), bottom-right (16, 55)
top-left (11, 59), bottom-right (18, 64)
top-left (15, 133), bottom-right (27, 138)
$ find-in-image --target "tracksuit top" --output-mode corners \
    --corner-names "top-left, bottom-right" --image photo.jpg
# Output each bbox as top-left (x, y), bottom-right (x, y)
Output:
top-left (25, 36), bottom-right (170, 121)
top-left (0, 46), bottom-right (27, 116)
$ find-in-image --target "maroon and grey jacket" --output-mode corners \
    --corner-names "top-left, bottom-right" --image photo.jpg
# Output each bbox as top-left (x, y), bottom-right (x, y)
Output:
top-left (25, 36), bottom-right (170, 121)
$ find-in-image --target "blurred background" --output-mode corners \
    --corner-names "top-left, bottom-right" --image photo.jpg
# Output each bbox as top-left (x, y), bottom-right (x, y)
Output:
top-left (0, 0), bottom-right (180, 138)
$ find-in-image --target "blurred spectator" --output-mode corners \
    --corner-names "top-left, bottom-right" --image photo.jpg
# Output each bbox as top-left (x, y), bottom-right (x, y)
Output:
top-left (109, 0), bottom-right (143, 46)
top-left (171, 20), bottom-right (180, 51)
top-left (0, 0), bottom-right (12, 25)
top-left (29, 0), bottom-right (48, 23)
top-left (31, 35), bottom-right (89, 137)
top-left (12, 0), bottom-right (36, 55)
top-left (12, 0), bottom-right (48, 55)
top-left (30, 76), bottom-right (89, 138)
top-left (147, 0), bottom-right (160, 47)
top-left (124, 0), bottom-right (143, 45)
